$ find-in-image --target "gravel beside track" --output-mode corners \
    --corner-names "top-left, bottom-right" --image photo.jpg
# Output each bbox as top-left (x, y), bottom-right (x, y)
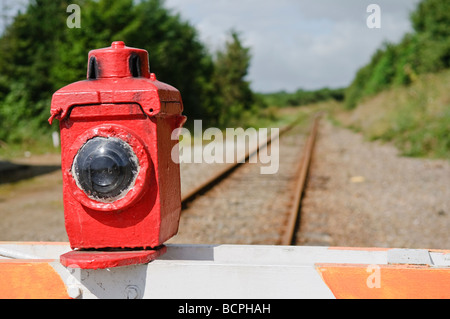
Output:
top-left (296, 119), bottom-right (450, 249)
top-left (169, 125), bottom-right (307, 245)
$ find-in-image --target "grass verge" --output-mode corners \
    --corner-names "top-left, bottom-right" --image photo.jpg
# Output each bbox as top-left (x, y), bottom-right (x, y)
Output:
top-left (332, 69), bottom-right (450, 159)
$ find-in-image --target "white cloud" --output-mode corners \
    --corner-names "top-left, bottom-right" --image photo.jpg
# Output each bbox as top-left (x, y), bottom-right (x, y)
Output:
top-left (165, 0), bottom-right (421, 92)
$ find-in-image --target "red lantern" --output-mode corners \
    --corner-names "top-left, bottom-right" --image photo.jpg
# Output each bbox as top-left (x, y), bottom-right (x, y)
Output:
top-left (50, 41), bottom-right (185, 269)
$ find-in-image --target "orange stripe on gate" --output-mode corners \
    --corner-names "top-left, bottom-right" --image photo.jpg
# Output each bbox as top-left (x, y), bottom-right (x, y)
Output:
top-left (316, 263), bottom-right (450, 299)
top-left (0, 261), bottom-right (69, 299)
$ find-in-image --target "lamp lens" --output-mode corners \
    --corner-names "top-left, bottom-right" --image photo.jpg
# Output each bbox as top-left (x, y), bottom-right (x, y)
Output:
top-left (73, 137), bottom-right (139, 202)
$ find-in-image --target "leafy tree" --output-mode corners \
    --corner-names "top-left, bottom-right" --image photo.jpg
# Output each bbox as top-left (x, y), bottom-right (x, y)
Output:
top-left (411, 0), bottom-right (450, 39)
top-left (0, 0), bottom-right (69, 142)
top-left (212, 30), bottom-right (254, 126)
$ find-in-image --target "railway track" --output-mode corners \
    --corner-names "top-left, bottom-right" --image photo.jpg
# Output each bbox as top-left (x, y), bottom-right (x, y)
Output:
top-left (170, 113), bottom-right (321, 246)
top-left (180, 121), bottom-right (298, 206)
top-left (281, 114), bottom-right (320, 245)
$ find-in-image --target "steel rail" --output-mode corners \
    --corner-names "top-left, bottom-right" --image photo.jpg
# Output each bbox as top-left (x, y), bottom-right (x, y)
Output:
top-left (280, 113), bottom-right (321, 245)
top-left (180, 119), bottom-right (301, 207)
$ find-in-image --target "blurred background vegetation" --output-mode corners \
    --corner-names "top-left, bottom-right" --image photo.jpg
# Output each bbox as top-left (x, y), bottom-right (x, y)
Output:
top-left (0, 0), bottom-right (448, 159)
top-left (345, 0), bottom-right (450, 110)
top-left (340, 0), bottom-right (450, 158)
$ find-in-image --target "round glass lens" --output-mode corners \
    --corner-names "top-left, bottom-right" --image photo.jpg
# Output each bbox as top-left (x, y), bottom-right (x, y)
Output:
top-left (72, 137), bottom-right (139, 202)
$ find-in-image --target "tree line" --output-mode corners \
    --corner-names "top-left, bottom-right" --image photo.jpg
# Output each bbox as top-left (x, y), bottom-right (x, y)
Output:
top-left (260, 87), bottom-right (345, 109)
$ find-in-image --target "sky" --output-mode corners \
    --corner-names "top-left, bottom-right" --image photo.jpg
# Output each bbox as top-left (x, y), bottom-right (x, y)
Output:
top-left (164, 0), bottom-right (421, 93)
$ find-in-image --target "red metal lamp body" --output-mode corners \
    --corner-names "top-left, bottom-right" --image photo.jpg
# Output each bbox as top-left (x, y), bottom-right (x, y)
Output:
top-left (50, 42), bottom-right (185, 268)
